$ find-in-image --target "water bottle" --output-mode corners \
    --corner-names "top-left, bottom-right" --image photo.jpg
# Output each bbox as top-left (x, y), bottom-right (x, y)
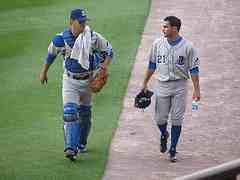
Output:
top-left (192, 100), bottom-right (199, 111)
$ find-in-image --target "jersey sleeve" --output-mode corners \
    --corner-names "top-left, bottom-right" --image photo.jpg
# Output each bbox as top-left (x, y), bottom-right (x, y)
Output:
top-left (45, 34), bottom-right (65, 65)
top-left (94, 32), bottom-right (114, 59)
top-left (188, 46), bottom-right (200, 70)
top-left (148, 41), bottom-right (157, 70)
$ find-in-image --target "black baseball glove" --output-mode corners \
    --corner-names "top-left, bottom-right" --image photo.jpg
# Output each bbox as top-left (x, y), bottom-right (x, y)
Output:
top-left (134, 89), bottom-right (154, 109)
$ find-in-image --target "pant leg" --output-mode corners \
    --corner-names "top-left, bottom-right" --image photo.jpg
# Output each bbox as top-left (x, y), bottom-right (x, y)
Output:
top-left (62, 74), bottom-right (81, 152)
top-left (170, 88), bottom-right (187, 126)
top-left (155, 95), bottom-right (171, 126)
top-left (169, 82), bottom-right (187, 152)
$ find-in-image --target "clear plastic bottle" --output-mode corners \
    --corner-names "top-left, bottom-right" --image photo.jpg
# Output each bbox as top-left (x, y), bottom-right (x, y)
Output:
top-left (192, 100), bottom-right (199, 111)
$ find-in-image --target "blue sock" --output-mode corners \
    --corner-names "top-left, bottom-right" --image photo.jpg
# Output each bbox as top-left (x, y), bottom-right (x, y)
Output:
top-left (157, 123), bottom-right (168, 136)
top-left (170, 125), bottom-right (182, 152)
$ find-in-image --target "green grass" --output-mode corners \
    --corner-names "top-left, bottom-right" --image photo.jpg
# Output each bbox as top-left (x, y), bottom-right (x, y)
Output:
top-left (0, 0), bottom-right (150, 179)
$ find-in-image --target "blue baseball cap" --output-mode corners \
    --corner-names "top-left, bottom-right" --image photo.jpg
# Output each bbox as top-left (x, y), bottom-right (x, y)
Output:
top-left (70, 9), bottom-right (89, 23)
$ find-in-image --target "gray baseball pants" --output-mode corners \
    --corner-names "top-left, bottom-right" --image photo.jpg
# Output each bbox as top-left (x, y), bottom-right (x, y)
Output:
top-left (154, 79), bottom-right (188, 126)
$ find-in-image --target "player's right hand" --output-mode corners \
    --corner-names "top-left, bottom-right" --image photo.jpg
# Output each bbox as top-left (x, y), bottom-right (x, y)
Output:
top-left (39, 72), bottom-right (48, 84)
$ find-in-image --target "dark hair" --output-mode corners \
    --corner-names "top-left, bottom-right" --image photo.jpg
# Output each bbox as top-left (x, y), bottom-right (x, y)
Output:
top-left (164, 16), bottom-right (181, 31)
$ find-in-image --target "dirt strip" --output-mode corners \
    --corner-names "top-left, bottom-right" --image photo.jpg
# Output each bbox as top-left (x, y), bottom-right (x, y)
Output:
top-left (102, 0), bottom-right (240, 179)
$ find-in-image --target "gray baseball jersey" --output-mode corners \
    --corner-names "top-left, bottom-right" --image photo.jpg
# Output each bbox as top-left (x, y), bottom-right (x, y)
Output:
top-left (149, 37), bottom-right (199, 81)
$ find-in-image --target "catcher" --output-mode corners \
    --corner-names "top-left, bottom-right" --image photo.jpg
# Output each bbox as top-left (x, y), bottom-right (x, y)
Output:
top-left (39, 8), bottom-right (113, 161)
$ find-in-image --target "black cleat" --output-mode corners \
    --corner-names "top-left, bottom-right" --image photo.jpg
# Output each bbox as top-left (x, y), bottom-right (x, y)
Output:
top-left (78, 144), bottom-right (88, 153)
top-left (169, 149), bottom-right (177, 163)
top-left (65, 149), bottom-right (77, 161)
top-left (160, 132), bottom-right (169, 153)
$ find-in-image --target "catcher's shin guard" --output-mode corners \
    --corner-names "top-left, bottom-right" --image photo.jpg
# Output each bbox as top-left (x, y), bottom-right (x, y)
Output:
top-left (63, 103), bottom-right (81, 153)
top-left (78, 105), bottom-right (92, 148)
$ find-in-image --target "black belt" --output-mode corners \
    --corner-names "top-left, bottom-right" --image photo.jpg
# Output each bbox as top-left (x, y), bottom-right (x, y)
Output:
top-left (66, 72), bottom-right (90, 80)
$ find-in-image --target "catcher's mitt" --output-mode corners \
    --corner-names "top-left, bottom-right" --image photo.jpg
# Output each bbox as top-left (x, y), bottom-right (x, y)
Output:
top-left (134, 89), bottom-right (154, 109)
top-left (90, 67), bottom-right (108, 93)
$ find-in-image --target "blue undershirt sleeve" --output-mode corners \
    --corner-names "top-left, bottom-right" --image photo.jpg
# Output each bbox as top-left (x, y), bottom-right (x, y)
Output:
top-left (148, 61), bottom-right (156, 70)
top-left (45, 53), bottom-right (57, 65)
top-left (189, 67), bottom-right (199, 75)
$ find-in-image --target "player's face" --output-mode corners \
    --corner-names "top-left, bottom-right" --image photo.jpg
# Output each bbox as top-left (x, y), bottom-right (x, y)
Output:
top-left (162, 21), bottom-right (177, 38)
top-left (162, 21), bottom-right (172, 37)
top-left (70, 19), bottom-right (86, 37)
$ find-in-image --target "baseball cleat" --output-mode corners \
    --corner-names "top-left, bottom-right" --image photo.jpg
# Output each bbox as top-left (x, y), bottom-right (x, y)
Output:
top-left (78, 145), bottom-right (88, 153)
top-left (65, 149), bottom-right (77, 161)
top-left (169, 149), bottom-right (177, 163)
top-left (169, 154), bottom-right (177, 163)
top-left (160, 132), bottom-right (169, 153)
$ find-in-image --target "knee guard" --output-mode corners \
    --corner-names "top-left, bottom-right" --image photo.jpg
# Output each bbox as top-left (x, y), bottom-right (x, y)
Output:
top-left (78, 105), bottom-right (92, 147)
top-left (63, 103), bottom-right (80, 152)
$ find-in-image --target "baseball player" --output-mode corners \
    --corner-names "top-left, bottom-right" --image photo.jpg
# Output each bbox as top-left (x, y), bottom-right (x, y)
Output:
top-left (142, 16), bottom-right (200, 162)
top-left (39, 9), bottom-right (114, 160)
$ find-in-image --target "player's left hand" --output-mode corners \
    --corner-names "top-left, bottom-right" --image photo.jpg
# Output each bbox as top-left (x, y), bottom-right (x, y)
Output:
top-left (89, 66), bottom-right (108, 93)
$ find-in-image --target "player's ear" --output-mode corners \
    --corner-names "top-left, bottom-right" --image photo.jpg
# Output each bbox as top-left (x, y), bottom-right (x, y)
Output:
top-left (172, 26), bottom-right (178, 33)
top-left (70, 19), bottom-right (73, 25)
top-left (172, 26), bottom-right (179, 34)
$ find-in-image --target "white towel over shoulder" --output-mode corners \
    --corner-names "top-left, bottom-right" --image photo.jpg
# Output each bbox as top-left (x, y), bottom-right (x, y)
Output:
top-left (70, 25), bottom-right (91, 70)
